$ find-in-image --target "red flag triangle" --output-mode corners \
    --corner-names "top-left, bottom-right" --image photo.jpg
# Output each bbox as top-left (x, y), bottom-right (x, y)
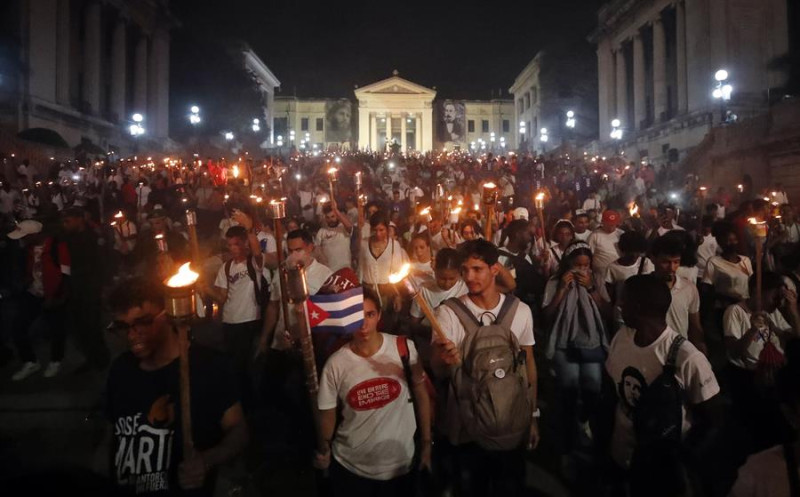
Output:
top-left (306, 299), bottom-right (331, 328)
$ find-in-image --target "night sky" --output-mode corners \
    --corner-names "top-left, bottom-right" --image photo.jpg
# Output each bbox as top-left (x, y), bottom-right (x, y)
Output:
top-left (169, 0), bottom-right (603, 101)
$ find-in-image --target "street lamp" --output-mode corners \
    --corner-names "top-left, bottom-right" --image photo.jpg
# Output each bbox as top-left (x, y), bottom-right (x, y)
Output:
top-left (610, 119), bottom-right (623, 140)
top-left (252, 118), bottom-right (261, 133)
top-left (712, 69), bottom-right (734, 123)
top-left (224, 131), bottom-right (234, 141)
top-left (129, 113), bottom-right (145, 136)
top-left (189, 105), bottom-right (201, 125)
top-left (566, 110), bottom-right (576, 129)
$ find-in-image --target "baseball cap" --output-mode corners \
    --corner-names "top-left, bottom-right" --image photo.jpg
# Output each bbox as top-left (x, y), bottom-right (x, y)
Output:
top-left (8, 220), bottom-right (43, 240)
top-left (602, 209), bottom-right (621, 225)
top-left (512, 207), bottom-right (529, 221)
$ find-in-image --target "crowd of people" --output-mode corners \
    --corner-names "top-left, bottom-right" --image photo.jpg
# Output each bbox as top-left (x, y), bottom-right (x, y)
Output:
top-left (1, 148), bottom-right (799, 497)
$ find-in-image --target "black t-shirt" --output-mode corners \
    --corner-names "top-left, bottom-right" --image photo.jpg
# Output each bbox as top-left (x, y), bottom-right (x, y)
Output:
top-left (105, 345), bottom-right (238, 496)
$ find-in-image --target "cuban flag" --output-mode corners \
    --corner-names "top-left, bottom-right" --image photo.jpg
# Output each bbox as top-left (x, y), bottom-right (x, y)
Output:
top-left (306, 286), bottom-right (364, 335)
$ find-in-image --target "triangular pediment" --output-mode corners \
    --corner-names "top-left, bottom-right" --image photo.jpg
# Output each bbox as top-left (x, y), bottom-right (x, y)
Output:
top-left (355, 76), bottom-right (437, 98)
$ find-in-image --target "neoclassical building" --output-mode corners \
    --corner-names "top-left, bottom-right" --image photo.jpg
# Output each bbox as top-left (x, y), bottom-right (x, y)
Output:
top-left (0, 0), bottom-right (176, 153)
top-left (590, 0), bottom-right (789, 163)
top-left (273, 72), bottom-right (516, 153)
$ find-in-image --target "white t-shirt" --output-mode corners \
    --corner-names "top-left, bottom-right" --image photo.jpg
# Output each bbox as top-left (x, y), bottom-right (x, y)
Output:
top-left (656, 224), bottom-right (685, 237)
top-left (582, 197), bottom-right (602, 212)
top-left (702, 255), bottom-right (753, 300)
top-left (723, 303), bottom-right (789, 370)
top-left (257, 231), bottom-right (277, 255)
top-left (666, 276), bottom-right (701, 338)
top-left (315, 223), bottom-right (353, 272)
top-left (783, 223), bottom-right (800, 244)
top-left (411, 279), bottom-right (468, 326)
top-left (605, 326), bottom-right (720, 468)
top-left (729, 444), bottom-right (799, 497)
top-left (696, 234), bottom-right (719, 279)
top-left (677, 265), bottom-right (698, 283)
top-left (358, 239), bottom-right (409, 285)
top-left (434, 293), bottom-right (535, 348)
top-left (573, 230), bottom-right (591, 242)
top-left (269, 258), bottom-right (332, 350)
top-left (318, 333), bottom-right (418, 480)
top-left (214, 257), bottom-right (271, 324)
top-left (588, 229), bottom-right (622, 277)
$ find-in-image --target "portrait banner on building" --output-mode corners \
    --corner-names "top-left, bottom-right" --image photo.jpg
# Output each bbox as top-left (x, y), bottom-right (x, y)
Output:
top-left (436, 100), bottom-right (466, 144)
top-left (325, 100), bottom-right (354, 144)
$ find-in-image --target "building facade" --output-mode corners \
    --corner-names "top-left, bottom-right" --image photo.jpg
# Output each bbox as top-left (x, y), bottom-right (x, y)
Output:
top-left (510, 44), bottom-right (599, 155)
top-left (240, 44), bottom-right (281, 147)
top-left (274, 73), bottom-right (516, 153)
top-left (590, 0), bottom-right (789, 164)
top-left (0, 0), bottom-right (176, 154)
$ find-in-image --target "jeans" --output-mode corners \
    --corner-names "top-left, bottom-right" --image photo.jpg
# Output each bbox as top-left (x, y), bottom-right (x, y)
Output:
top-left (551, 349), bottom-right (603, 454)
top-left (223, 320), bottom-right (262, 410)
top-left (330, 459), bottom-right (414, 497)
top-left (13, 292), bottom-right (67, 363)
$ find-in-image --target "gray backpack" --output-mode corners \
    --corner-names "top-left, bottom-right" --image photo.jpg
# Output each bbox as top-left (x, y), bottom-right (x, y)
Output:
top-left (442, 295), bottom-right (532, 451)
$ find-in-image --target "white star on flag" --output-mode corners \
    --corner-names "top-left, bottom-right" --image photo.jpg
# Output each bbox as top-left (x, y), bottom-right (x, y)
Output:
top-left (311, 311), bottom-right (320, 320)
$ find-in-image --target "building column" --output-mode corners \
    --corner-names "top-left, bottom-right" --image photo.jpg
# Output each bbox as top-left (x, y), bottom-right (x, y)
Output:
top-left (615, 46), bottom-right (628, 127)
top-left (56, 0), bottom-right (70, 105)
top-left (597, 39), bottom-right (613, 141)
top-left (400, 114), bottom-right (407, 151)
top-left (422, 106), bottom-right (433, 151)
top-left (151, 29), bottom-right (170, 138)
top-left (633, 32), bottom-right (646, 130)
top-left (653, 17), bottom-right (668, 122)
top-left (110, 19), bottom-right (127, 123)
top-left (676, 0), bottom-right (688, 114)
top-left (415, 115), bottom-right (422, 151)
top-left (82, 1), bottom-right (101, 114)
top-left (370, 114), bottom-right (378, 151)
top-left (133, 34), bottom-right (148, 117)
top-left (358, 107), bottom-right (369, 150)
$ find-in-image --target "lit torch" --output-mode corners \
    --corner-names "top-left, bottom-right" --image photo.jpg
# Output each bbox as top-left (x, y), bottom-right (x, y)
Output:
top-left (163, 262), bottom-right (200, 459)
top-left (389, 263), bottom-right (448, 344)
top-left (629, 203), bottom-right (640, 218)
top-left (748, 217), bottom-right (768, 312)
top-left (535, 192), bottom-right (548, 243)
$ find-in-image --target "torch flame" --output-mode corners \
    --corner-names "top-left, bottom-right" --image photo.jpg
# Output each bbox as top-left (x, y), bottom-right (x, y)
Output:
top-left (114, 211), bottom-right (124, 219)
top-left (483, 182), bottom-right (497, 189)
top-left (747, 217), bottom-right (762, 225)
top-left (420, 207), bottom-right (431, 216)
top-left (535, 192), bottom-right (545, 201)
top-left (451, 207), bottom-right (462, 216)
top-left (155, 234), bottom-right (164, 240)
top-left (166, 263), bottom-right (200, 288)
top-left (388, 263), bottom-right (411, 285)
top-left (473, 203), bottom-right (480, 211)
top-left (737, 184), bottom-right (743, 192)
top-left (700, 186), bottom-right (707, 191)
top-left (629, 203), bottom-right (639, 216)
top-left (327, 167), bottom-right (338, 176)
top-left (232, 165), bottom-right (240, 178)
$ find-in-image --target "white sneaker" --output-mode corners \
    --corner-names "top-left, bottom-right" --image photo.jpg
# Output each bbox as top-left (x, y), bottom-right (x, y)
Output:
top-left (43, 361), bottom-right (61, 378)
top-left (12, 362), bottom-right (41, 381)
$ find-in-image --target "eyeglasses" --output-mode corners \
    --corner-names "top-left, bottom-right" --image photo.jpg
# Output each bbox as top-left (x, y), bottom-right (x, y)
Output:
top-left (107, 313), bottom-right (161, 336)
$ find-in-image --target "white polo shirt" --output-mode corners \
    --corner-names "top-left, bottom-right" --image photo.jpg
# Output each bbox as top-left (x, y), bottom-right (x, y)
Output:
top-left (434, 293), bottom-right (535, 349)
top-left (666, 276), bottom-right (701, 338)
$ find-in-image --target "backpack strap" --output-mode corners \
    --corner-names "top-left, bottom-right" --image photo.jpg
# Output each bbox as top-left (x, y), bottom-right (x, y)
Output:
top-left (637, 256), bottom-right (647, 275)
top-left (224, 259), bottom-right (233, 289)
top-left (665, 334), bottom-right (686, 370)
top-left (396, 336), bottom-right (415, 405)
top-left (495, 294), bottom-right (520, 330)
top-left (443, 297), bottom-right (481, 337)
top-left (783, 443), bottom-right (800, 497)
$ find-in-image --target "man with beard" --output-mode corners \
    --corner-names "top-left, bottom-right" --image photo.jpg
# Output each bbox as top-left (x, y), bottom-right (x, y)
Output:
top-left (438, 100), bottom-right (464, 143)
top-left (106, 278), bottom-right (247, 496)
top-left (315, 201), bottom-right (353, 272)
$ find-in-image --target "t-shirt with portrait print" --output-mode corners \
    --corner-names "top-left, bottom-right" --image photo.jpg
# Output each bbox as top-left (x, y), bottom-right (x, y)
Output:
top-left (605, 325), bottom-right (720, 469)
top-left (105, 346), bottom-right (238, 496)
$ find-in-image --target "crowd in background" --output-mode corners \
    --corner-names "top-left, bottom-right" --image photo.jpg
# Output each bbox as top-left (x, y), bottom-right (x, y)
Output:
top-left (1, 147), bottom-right (799, 497)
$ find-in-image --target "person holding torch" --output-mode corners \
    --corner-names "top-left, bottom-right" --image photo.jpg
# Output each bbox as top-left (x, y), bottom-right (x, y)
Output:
top-left (105, 278), bottom-right (248, 496)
